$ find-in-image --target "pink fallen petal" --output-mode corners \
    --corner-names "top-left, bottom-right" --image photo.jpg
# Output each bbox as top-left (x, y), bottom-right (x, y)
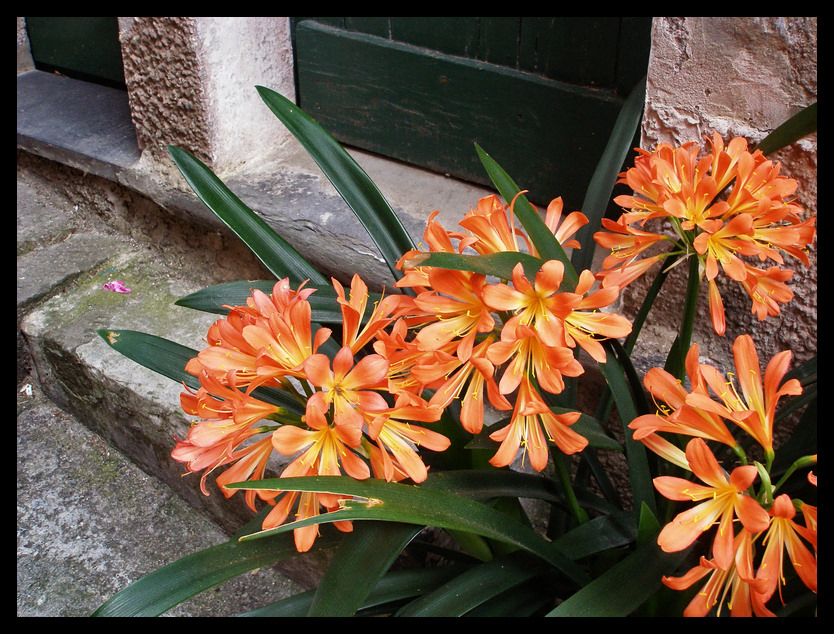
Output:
top-left (103, 280), bottom-right (132, 293)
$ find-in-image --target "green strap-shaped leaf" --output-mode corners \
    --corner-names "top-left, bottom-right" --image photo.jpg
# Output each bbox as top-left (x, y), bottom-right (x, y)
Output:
top-left (549, 510), bottom-right (637, 560)
top-left (598, 341), bottom-right (656, 518)
top-left (96, 329), bottom-right (304, 414)
top-left (240, 565), bottom-right (471, 617)
top-left (475, 144), bottom-right (579, 291)
top-left (96, 328), bottom-right (201, 390)
top-left (92, 528), bottom-right (341, 616)
top-left (399, 508), bottom-right (639, 616)
top-left (546, 536), bottom-right (689, 616)
top-left (423, 468), bottom-right (621, 517)
top-left (228, 476), bottom-right (590, 587)
top-left (307, 521), bottom-right (421, 616)
top-left (463, 571), bottom-right (562, 616)
top-left (174, 279), bottom-right (283, 315)
top-left (256, 86), bottom-right (416, 281)
top-left (755, 102), bottom-right (817, 156)
top-left (174, 279), bottom-right (368, 325)
top-left (396, 550), bottom-right (551, 616)
top-left (572, 76), bottom-right (647, 274)
top-left (168, 146), bottom-right (327, 287)
top-left (402, 250), bottom-right (545, 282)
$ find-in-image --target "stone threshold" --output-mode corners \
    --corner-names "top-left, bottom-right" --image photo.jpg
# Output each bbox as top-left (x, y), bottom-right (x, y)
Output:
top-left (17, 69), bottom-right (498, 292)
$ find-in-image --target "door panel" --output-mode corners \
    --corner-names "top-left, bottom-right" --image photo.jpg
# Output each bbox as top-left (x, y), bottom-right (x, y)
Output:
top-left (292, 17), bottom-right (651, 210)
top-left (25, 17), bottom-right (126, 89)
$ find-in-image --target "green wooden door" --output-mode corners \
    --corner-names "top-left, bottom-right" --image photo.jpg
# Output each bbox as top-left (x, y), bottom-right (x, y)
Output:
top-left (25, 17), bottom-right (126, 89)
top-left (291, 17), bottom-right (651, 210)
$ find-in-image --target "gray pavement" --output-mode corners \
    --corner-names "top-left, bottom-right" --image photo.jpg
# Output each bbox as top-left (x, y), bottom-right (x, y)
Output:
top-left (16, 376), bottom-right (303, 617)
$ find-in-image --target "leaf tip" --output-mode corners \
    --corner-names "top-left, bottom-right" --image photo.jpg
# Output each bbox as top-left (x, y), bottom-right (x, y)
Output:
top-left (401, 253), bottom-right (429, 270)
top-left (97, 329), bottom-right (120, 346)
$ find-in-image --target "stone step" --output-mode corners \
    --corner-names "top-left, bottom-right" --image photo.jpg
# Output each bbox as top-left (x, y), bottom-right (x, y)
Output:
top-left (16, 167), bottom-right (310, 616)
top-left (16, 376), bottom-right (304, 617)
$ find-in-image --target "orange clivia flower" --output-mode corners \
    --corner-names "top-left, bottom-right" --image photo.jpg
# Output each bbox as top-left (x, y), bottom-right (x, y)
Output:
top-left (173, 369), bottom-right (283, 495)
top-left (560, 270), bottom-right (632, 363)
top-left (755, 494), bottom-right (817, 602)
top-left (541, 196), bottom-right (589, 253)
top-left (332, 273), bottom-right (398, 354)
top-left (454, 192), bottom-right (588, 258)
top-left (693, 215), bottom-right (758, 283)
top-left (171, 424), bottom-right (261, 496)
top-left (629, 342), bottom-right (739, 449)
top-left (486, 322), bottom-right (584, 398)
top-left (214, 435), bottom-right (277, 512)
top-left (304, 345), bottom-right (390, 431)
top-left (366, 393), bottom-right (450, 483)
top-left (594, 216), bottom-right (671, 273)
top-left (414, 336), bottom-right (512, 434)
top-left (654, 438), bottom-right (770, 569)
top-left (259, 464), bottom-right (353, 554)
top-left (271, 405), bottom-right (370, 482)
top-left (457, 193), bottom-right (528, 255)
top-left (694, 334), bottom-right (802, 456)
top-left (187, 279), bottom-right (332, 386)
top-left (482, 260), bottom-right (574, 349)
top-left (263, 405), bottom-right (370, 552)
top-left (488, 377), bottom-right (586, 472)
top-left (593, 133), bottom-right (815, 335)
top-left (636, 432), bottom-right (690, 472)
top-left (483, 262), bottom-right (630, 364)
top-left (409, 268), bottom-right (495, 361)
top-left (737, 264), bottom-right (795, 323)
top-left (663, 528), bottom-right (775, 617)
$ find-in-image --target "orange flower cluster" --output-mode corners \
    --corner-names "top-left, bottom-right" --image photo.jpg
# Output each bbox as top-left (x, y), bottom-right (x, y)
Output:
top-left (394, 194), bottom-right (631, 472)
top-left (172, 193), bottom-right (633, 551)
top-left (173, 277), bottom-right (449, 551)
top-left (593, 133), bottom-right (816, 335)
top-left (631, 335), bottom-right (816, 616)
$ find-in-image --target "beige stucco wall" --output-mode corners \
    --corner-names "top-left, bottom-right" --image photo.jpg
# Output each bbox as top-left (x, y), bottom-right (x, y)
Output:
top-left (116, 17), bottom-right (296, 173)
top-left (625, 17), bottom-right (817, 371)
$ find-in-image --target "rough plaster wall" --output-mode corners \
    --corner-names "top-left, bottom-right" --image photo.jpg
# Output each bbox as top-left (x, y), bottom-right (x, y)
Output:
top-left (193, 17), bottom-right (297, 173)
top-left (17, 17), bottom-right (35, 73)
top-left (117, 17), bottom-right (296, 174)
top-left (118, 17), bottom-right (213, 166)
top-left (626, 17), bottom-right (817, 371)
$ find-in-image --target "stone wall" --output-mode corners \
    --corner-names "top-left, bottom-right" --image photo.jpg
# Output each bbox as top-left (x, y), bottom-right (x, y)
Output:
top-left (627, 17), bottom-right (817, 371)
top-left (116, 17), bottom-right (297, 173)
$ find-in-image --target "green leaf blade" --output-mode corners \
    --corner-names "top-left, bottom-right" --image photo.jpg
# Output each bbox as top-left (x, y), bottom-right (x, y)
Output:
top-left (228, 476), bottom-right (590, 587)
top-left (168, 146), bottom-right (327, 286)
top-left (475, 144), bottom-right (579, 290)
top-left (306, 521), bottom-right (421, 616)
top-left (396, 550), bottom-right (550, 617)
top-left (256, 86), bottom-right (416, 280)
top-left (572, 75), bottom-right (647, 274)
top-left (547, 537), bottom-right (688, 617)
top-left (93, 530), bottom-right (340, 616)
top-left (96, 329), bottom-right (201, 390)
top-left (174, 279), bottom-right (347, 324)
top-left (96, 329), bottom-right (304, 413)
top-left (755, 102), bottom-right (817, 156)
top-left (403, 250), bottom-right (545, 282)
top-left (598, 341), bottom-right (656, 518)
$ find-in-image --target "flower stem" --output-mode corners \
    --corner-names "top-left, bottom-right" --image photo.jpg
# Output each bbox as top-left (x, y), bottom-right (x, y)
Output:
top-left (772, 454), bottom-right (817, 493)
top-left (669, 254), bottom-right (701, 381)
top-left (552, 450), bottom-right (589, 525)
